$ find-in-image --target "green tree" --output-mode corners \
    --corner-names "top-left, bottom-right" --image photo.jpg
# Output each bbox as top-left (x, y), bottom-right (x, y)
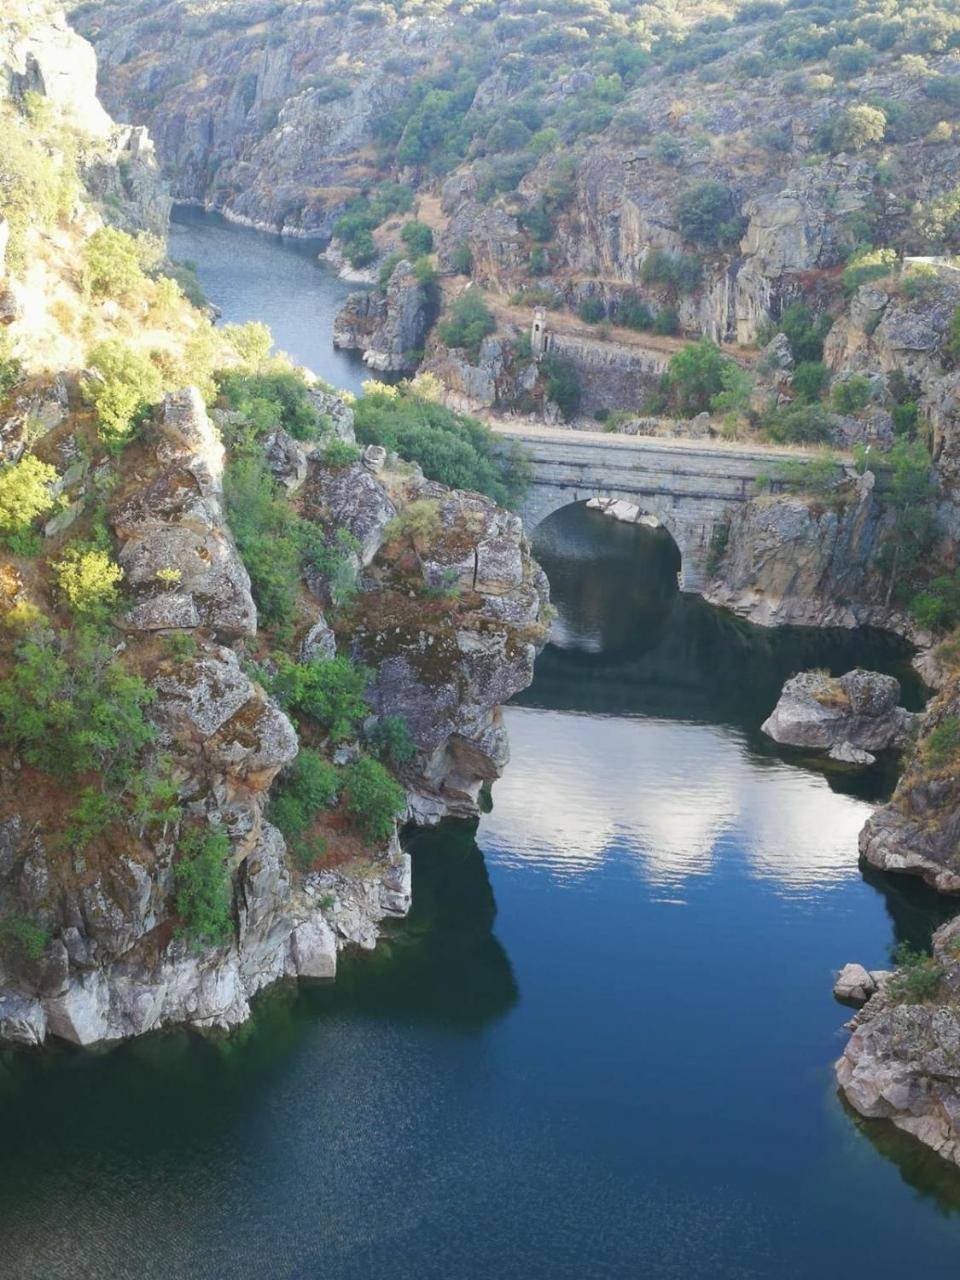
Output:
top-left (710, 362), bottom-right (754, 417)
top-left (82, 226), bottom-right (146, 297)
top-left (0, 625), bottom-right (154, 779)
top-left (270, 656), bottom-right (371, 742)
top-left (791, 362), bottom-right (829, 403)
top-left (676, 182), bottom-right (743, 248)
top-left (51, 547), bottom-right (123, 619)
top-left (664, 339), bottom-right (729, 416)
top-left (400, 220), bottom-right (434, 256)
top-left (342, 757), bottom-right (407, 844)
top-left (878, 441), bottom-right (938, 606)
top-left (0, 454), bottom-right (58, 542)
top-left (437, 290), bottom-right (496, 361)
top-left (83, 340), bottom-right (163, 444)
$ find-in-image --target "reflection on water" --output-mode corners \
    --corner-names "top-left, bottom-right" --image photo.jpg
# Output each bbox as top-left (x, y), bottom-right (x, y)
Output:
top-left (483, 708), bottom-right (874, 896)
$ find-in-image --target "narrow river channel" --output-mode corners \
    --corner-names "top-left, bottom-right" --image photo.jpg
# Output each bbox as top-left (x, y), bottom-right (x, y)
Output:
top-left (2, 211), bottom-right (960, 1279)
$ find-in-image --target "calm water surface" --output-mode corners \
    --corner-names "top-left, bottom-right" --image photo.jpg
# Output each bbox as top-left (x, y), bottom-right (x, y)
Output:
top-left (2, 227), bottom-right (960, 1279)
top-left (168, 206), bottom-right (371, 394)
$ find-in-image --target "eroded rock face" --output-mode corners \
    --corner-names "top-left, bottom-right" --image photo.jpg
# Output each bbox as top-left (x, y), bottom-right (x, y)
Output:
top-left (0, 638), bottom-right (411, 1047)
top-left (112, 388), bottom-right (257, 638)
top-left (333, 260), bottom-right (431, 373)
top-left (762, 669), bottom-right (915, 754)
top-left (837, 917), bottom-right (960, 1169)
top-left (703, 487), bottom-right (912, 632)
top-left (859, 679), bottom-right (960, 894)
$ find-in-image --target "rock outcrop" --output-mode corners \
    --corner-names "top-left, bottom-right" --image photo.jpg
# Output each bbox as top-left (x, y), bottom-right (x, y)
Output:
top-left (111, 388), bottom-right (257, 638)
top-left (859, 677), bottom-right (960, 894)
top-left (333, 260), bottom-right (431, 373)
top-left (837, 916), bottom-right (960, 1169)
top-left (762, 668), bottom-right (916, 756)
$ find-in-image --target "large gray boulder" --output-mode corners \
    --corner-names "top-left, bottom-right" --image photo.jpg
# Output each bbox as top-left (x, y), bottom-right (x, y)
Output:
top-left (762, 669), bottom-right (916, 755)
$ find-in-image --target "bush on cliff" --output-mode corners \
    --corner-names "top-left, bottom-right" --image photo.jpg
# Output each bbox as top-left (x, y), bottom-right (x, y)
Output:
top-left (0, 624), bottom-right (154, 779)
top-left (342, 757), bottom-right (407, 844)
top-left (663, 339), bottom-right (729, 416)
top-left (437, 290), bottom-right (496, 361)
top-left (82, 227), bottom-right (147, 298)
top-left (354, 382), bottom-right (524, 507)
top-left (218, 370), bottom-right (322, 440)
top-left (676, 181), bottom-right (744, 248)
top-left (0, 453), bottom-right (58, 548)
top-left (174, 825), bottom-right (233, 948)
top-left (83, 340), bottom-right (164, 445)
top-left (268, 656), bottom-right (371, 743)
top-left (268, 748), bottom-right (341, 864)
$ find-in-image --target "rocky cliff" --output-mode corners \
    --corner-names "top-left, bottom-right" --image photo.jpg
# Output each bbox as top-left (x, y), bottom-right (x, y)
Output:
top-left (0, 4), bottom-right (549, 1049)
top-left (837, 914), bottom-right (960, 1170)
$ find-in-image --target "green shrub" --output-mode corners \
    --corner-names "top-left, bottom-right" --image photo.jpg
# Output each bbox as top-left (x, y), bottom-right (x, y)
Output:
top-left (221, 321), bottom-right (273, 368)
top-left (82, 226), bottom-right (146, 297)
top-left (354, 382), bottom-right (523, 506)
top-left (842, 247), bottom-right (897, 293)
top-left (437, 290), bottom-right (496, 360)
top-left (640, 249), bottom-right (702, 294)
top-left (774, 456), bottom-right (841, 496)
top-left (910, 572), bottom-right (960, 631)
top-left (892, 400), bottom-right (919, 437)
top-left (218, 370), bottom-right (322, 441)
top-left (617, 295), bottom-right (654, 331)
top-left (541, 352), bottom-right (581, 421)
top-left (368, 715), bottom-right (416, 766)
top-left (0, 913), bottom-right (50, 961)
top-left (653, 307), bottom-right (680, 336)
top-left (663, 339), bottom-right (728, 416)
top-left (451, 243), bottom-right (473, 275)
top-left (0, 453), bottom-right (58, 543)
top-left (817, 104), bottom-right (887, 153)
top-left (270, 655), bottom-right (370, 742)
top-left (61, 786), bottom-right (121, 850)
top-left (0, 625), bottom-right (154, 779)
top-left (578, 296), bottom-right (606, 324)
top-left (342, 756), bottom-right (407, 844)
top-left (0, 333), bottom-right (23, 399)
top-left (83, 340), bottom-right (163, 444)
top-left (322, 439), bottom-right (361, 467)
top-left (268, 748), bottom-right (340, 864)
top-left (923, 716), bottom-right (960, 769)
top-left (791, 361), bottom-right (829, 403)
top-left (888, 942), bottom-right (943, 1004)
top-left (676, 181), bottom-right (743, 248)
top-left (777, 304), bottom-right (833, 363)
top-left (51, 546), bottom-right (123, 619)
top-left (174, 825), bottom-right (233, 948)
top-left (400, 220), bottom-right (434, 256)
top-left (831, 375), bottom-right (872, 413)
top-left (763, 403), bottom-right (834, 445)
top-left (378, 251), bottom-right (404, 291)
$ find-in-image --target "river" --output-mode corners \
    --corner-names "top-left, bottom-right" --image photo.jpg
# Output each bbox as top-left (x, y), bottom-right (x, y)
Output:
top-left (2, 212), bottom-right (960, 1278)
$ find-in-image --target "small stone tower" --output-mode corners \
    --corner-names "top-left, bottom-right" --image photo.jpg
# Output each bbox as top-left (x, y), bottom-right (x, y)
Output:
top-left (531, 306), bottom-right (547, 361)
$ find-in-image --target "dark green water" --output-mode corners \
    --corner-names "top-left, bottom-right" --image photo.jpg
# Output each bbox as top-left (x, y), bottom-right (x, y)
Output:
top-left (2, 505), bottom-right (960, 1279)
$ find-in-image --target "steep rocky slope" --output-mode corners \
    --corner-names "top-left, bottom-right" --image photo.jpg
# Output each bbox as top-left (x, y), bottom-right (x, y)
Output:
top-left (0, 3), bottom-right (549, 1048)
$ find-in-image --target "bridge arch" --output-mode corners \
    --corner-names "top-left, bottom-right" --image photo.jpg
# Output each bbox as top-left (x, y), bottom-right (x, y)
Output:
top-left (520, 484), bottom-right (712, 594)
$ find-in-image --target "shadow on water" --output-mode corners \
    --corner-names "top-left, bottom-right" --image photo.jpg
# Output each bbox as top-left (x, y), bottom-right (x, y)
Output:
top-left (522, 503), bottom-right (924, 802)
top-left (301, 820), bottom-right (518, 1028)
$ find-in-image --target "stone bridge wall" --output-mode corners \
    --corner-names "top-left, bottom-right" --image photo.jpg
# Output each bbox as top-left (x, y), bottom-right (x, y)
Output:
top-left (498, 431), bottom-right (823, 594)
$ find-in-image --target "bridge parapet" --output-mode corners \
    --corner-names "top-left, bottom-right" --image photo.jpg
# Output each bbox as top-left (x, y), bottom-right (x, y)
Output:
top-left (497, 429), bottom-right (841, 595)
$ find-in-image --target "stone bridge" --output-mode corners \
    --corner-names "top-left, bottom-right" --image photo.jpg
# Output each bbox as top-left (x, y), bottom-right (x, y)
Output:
top-left (494, 425), bottom-right (827, 594)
